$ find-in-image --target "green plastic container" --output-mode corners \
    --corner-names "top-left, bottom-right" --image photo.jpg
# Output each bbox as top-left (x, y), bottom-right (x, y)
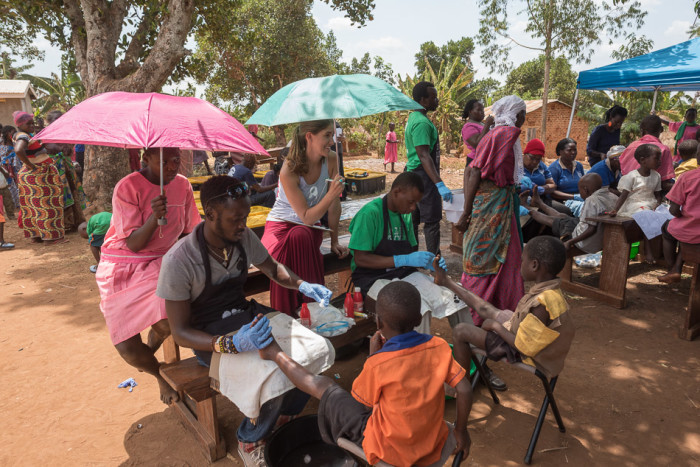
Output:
top-left (630, 242), bottom-right (640, 260)
top-left (446, 344), bottom-right (477, 400)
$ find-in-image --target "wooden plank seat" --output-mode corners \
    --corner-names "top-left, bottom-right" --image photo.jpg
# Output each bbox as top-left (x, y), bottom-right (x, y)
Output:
top-left (679, 242), bottom-right (700, 340)
top-left (159, 234), bottom-right (359, 462)
top-left (559, 215), bottom-right (644, 309)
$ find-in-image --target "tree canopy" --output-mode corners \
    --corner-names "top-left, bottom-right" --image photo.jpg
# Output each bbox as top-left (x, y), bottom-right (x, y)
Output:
top-left (497, 55), bottom-right (576, 104)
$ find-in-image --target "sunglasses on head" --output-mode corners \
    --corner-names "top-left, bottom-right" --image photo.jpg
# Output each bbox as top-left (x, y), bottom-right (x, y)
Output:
top-left (204, 182), bottom-right (249, 211)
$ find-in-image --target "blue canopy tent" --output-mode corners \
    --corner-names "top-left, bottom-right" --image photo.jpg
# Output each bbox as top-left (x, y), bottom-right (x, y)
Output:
top-left (566, 38), bottom-right (700, 136)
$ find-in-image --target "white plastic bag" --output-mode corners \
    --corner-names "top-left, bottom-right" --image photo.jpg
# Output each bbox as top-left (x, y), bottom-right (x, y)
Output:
top-left (307, 303), bottom-right (355, 337)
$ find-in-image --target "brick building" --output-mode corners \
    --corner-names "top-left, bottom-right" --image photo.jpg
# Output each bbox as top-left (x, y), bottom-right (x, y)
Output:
top-left (484, 99), bottom-right (590, 161)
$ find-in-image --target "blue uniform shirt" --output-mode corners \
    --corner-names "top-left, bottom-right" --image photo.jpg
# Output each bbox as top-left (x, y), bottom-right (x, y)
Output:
top-left (548, 159), bottom-right (585, 194)
top-left (524, 161), bottom-right (552, 187)
top-left (587, 160), bottom-right (620, 188)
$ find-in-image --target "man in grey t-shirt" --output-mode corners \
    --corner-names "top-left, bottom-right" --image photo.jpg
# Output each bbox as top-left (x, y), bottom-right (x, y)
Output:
top-left (156, 175), bottom-right (332, 465)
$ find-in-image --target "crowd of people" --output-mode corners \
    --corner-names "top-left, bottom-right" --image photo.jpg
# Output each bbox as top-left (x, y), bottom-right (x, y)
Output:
top-left (4, 80), bottom-right (700, 467)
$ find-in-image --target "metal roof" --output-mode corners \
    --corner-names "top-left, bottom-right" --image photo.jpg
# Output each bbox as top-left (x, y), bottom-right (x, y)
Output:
top-left (0, 80), bottom-right (37, 99)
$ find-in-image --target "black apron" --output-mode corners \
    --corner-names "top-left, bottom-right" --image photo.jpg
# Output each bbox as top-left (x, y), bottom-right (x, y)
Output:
top-left (190, 224), bottom-right (272, 365)
top-left (408, 114), bottom-right (442, 224)
top-left (352, 195), bottom-right (418, 296)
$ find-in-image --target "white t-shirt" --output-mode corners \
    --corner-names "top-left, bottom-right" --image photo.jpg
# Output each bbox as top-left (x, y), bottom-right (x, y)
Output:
top-left (617, 169), bottom-right (661, 217)
top-left (574, 188), bottom-right (619, 253)
top-left (156, 226), bottom-right (270, 302)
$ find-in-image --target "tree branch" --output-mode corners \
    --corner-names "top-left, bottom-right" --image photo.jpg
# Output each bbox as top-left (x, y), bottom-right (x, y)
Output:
top-left (115, 6), bottom-right (158, 79)
top-left (496, 31), bottom-right (543, 52)
top-left (115, 0), bottom-right (195, 92)
top-left (63, 0), bottom-right (88, 84)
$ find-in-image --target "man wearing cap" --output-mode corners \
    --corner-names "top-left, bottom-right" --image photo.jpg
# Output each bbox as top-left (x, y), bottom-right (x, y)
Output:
top-left (588, 145), bottom-right (624, 191)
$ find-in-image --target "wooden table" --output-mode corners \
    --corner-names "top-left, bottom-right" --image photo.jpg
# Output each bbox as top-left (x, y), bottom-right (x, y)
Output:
top-left (559, 215), bottom-right (644, 308)
top-left (679, 242), bottom-right (700, 340)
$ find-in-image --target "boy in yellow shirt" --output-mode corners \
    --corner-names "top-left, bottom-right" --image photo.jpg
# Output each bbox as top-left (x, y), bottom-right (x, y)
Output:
top-left (675, 139), bottom-right (698, 178)
top-left (434, 235), bottom-right (575, 381)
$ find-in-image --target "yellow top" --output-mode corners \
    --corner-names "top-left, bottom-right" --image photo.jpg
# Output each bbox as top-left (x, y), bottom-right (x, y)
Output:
top-left (675, 159), bottom-right (698, 178)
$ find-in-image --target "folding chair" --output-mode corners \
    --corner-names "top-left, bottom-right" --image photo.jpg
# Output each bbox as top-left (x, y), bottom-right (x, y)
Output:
top-left (470, 348), bottom-right (566, 465)
top-left (337, 422), bottom-right (463, 467)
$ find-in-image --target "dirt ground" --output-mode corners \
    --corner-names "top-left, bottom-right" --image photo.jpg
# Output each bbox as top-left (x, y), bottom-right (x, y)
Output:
top-left (1, 154), bottom-right (698, 466)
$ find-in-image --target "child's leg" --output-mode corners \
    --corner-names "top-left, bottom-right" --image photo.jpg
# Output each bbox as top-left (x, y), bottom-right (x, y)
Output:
top-left (643, 239), bottom-right (656, 263)
top-left (391, 162), bottom-right (395, 172)
top-left (90, 245), bottom-right (101, 262)
top-left (451, 323), bottom-right (489, 372)
top-left (528, 209), bottom-right (558, 228)
top-left (659, 237), bottom-right (683, 282)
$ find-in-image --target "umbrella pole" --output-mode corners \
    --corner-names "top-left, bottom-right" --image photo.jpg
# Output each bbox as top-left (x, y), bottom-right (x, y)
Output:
top-left (566, 88), bottom-right (579, 138)
top-left (158, 147), bottom-right (167, 225)
top-left (651, 87), bottom-right (659, 113)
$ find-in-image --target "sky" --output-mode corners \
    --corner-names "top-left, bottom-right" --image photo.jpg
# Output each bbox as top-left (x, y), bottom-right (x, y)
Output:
top-left (13, 0), bottom-right (698, 91)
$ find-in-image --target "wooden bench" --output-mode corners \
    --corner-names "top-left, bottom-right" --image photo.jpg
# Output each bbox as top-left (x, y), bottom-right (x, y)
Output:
top-left (159, 235), bottom-right (375, 462)
top-left (679, 243), bottom-right (700, 340)
top-left (559, 215), bottom-right (644, 308)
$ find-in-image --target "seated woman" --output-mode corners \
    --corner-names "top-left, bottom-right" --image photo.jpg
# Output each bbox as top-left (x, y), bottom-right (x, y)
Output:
top-left (348, 172), bottom-right (465, 332)
top-left (96, 147), bottom-right (201, 404)
top-left (262, 120), bottom-right (349, 315)
top-left (548, 138), bottom-right (585, 216)
top-left (461, 99), bottom-right (494, 165)
top-left (521, 138), bottom-right (557, 240)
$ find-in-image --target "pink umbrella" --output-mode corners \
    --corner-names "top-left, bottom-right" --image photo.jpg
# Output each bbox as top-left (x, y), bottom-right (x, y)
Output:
top-left (35, 91), bottom-right (268, 225)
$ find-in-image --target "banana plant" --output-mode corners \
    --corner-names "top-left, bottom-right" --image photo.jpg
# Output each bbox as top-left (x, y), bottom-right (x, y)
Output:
top-left (21, 67), bottom-right (86, 115)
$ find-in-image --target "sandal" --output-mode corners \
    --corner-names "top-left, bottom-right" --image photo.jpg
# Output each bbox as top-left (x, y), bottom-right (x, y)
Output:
top-left (89, 265), bottom-right (98, 273)
top-left (0, 242), bottom-right (14, 250)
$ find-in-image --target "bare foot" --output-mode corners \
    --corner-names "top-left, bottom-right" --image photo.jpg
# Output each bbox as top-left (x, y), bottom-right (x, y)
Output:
top-left (158, 377), bottom-right (179, 405)
top-left (432, 254), bottom-right (447, 287)
top-left (658, 272), bottom-right (681, 283)
top-left (30, 237), bottom-right (42, 244)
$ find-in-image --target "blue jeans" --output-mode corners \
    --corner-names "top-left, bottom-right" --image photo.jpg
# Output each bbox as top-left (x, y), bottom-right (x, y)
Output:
top-left (196, 356), bottom-right (310, 443)
top-left (237, 388), bottom-right (310, 443)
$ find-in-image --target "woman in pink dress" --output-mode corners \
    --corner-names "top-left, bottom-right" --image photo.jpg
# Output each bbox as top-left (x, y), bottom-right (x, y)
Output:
top-left (661, 108), bottom-right (698, 160)
top-left (384, 122), bottom-right (399, 173)
top-left (96, 147), bottom-right (200, 403)
top-left (461, 99), bottom-right (494, 165)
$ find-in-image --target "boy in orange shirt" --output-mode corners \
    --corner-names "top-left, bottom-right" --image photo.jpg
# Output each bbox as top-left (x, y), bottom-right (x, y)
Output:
top-left (259, 281), bottom-right (471, 466)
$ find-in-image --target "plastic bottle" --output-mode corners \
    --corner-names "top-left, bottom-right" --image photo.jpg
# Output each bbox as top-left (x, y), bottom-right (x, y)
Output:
top-left (351, 182), bottom-right (357, 193)
top-left (299, 303), bottom-right (311, 327)
top-left (353, 287), bottom-right (364, 316)
top-left (344, 292), bottom-right (354, 319)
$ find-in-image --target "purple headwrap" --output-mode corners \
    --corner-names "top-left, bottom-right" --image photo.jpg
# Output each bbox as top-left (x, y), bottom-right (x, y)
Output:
top-left (13, 111), bottom-right (33, 126)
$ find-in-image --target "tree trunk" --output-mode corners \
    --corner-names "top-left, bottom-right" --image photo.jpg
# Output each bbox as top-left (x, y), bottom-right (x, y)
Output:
top-left (273, 126), bottom-right (287, 146)
top-left (541, 6), bottom-right (554, 144)
top-left (73, 0), bottom-right (196, 212)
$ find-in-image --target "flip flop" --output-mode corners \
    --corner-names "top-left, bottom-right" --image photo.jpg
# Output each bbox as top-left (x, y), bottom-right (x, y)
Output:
top-left (0, 242), bottom-right (14, 250)
top-left (44, 238), bottom-right (69, 246)
top-left (89, 265), bottom-right (98, 273)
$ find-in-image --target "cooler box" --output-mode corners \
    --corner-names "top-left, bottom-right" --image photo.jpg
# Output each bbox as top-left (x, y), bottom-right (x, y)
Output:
top-left (344, 168), bottom-right (386, 195)
top-left (193, 192), bottom-right (270, 238)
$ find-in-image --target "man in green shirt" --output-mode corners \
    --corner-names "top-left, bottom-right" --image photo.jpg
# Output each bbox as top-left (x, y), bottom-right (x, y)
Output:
top-left (349, 172), bottom-right (444, 295)
top-left (405, 81), bottom-right (453, 254)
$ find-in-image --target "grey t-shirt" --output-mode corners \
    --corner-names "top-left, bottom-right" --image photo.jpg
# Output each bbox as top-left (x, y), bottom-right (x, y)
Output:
top-left (156, 227), bottom-right (270, 302)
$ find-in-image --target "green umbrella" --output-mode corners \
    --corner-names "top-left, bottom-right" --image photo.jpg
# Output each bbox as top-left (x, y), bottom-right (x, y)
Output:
top-left (246, 74), bottom-right (424, 126)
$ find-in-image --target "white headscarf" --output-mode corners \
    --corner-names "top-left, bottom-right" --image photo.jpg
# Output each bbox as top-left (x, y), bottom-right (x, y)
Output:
top-left (492, 95), bottom-right (527, 184)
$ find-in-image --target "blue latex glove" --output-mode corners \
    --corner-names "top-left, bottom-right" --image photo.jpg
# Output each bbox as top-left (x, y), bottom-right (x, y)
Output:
top-left (435, 181), bottom-right (453, 202)
top-left (537, 186), bottom-right (545, 195)
top-left (564, 199), bottom-right (584, 218)
top-left (519, 206), bottom-right (531, 216)
top-left (232, 316), bottom-right (273, 352)
top-left (394, 251), bottom-right (435, 269)
top-left (520, 177), bottom-right (533, 192)
top-left (118, 378), bottom-right (138, 392)
top-left (425, 256), bottom-right (448, 272)
top-left (299, 281), bottom-right (332, 307)
top-left (573, 194), bottom-right (584, 202)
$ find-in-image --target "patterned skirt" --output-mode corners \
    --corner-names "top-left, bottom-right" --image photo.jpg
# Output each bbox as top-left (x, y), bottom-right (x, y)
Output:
top-left (18, 160), bottom-right (64, 240)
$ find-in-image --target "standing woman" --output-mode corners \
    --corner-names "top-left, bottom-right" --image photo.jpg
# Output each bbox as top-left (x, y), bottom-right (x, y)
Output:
top-left (461, 99), bottom-right (495, 164)
top-left (660, 108), bottom-right (698, 160)
top-left (457, 95), bottom-right (526, 326)
top-left (262, 120), bottom-right (349, 315)
top-left (12, 111), bottom-right (66, 244)
top-left (96, 147), bottom-right (200, 403)
top-left (44, 110), bottom-right (87, 232)
top-left (586, 105), bottom-right (628, 166)
top-left (384, 122), bottom-right (399, 173)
